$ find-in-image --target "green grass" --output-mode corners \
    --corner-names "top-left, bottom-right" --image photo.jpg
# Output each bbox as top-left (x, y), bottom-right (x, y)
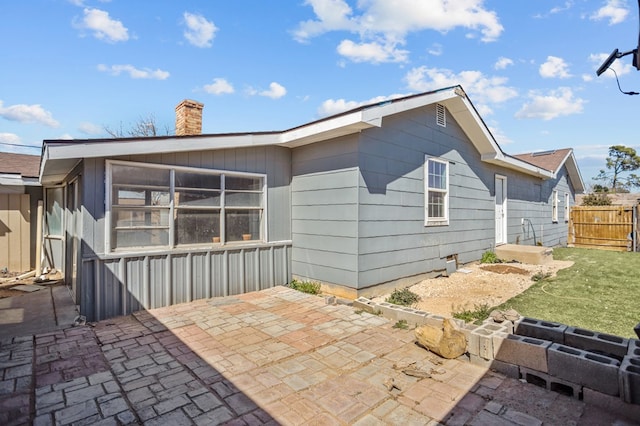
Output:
top-left (495, 247), bottom-right (640, 338)
top-left (288, 279), bottom-right (321, 295)
top-left (386, 288), bottom-right (421, 307)
top-left (452, 303), bottom-right (492, 324)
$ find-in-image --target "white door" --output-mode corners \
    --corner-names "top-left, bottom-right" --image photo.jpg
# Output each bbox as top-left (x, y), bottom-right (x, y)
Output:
top-left (495, 175), bottom-right (507, 245)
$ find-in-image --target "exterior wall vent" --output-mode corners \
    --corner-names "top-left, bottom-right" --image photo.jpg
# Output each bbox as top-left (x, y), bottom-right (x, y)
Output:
top-left (436, 103), bottom-right (446, 127)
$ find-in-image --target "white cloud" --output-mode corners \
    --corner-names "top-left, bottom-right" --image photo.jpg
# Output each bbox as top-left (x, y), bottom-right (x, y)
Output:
top-left (494, 57), bottom-right (513, 70)
top-left (404, 66), bottom-right (517, 112)
top-left (539, 56), bottom-right (572, 78)
top-left (0, 101), bottom-right (59, 127)
top-left (203, 78), bottom-right (234, 95)
top-left (183, 12), bottom-right (217, 48)
top-left (0, 132), bottom-right (21, 144)
top-left (259, 82), bottom-right (287, 99)
top-left (76, 8), bottom-right (129, 42)
top-left (317, 93), bottom-right (409, 117)
top-left (336, 39), bottom-right (408, 63)
top-left (294, 0), bottom-right (503, 64)
top-left (97, 64), bottom-right (170, 80)
top-left (428, 43), bottom-right (443, 56)
top-left (78, 122), bottom-right (103, 135)
top-left (590, 0), bottom-right (629, 25)
top-left (515, 87), bottom-right (585, 120)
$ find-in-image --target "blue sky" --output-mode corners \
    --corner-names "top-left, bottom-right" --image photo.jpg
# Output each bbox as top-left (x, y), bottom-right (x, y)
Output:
top-left (1, 0), bottom-right (639, 185)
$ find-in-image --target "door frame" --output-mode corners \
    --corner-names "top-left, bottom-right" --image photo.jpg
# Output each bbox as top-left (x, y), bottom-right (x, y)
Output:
top-left (495, 174), bottom-right (507, 245)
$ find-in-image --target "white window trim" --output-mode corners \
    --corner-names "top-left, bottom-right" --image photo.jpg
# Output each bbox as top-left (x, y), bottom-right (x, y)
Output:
top-left (105, 159), bottom-right (267, 253)
top-left (552, 190), bottom-right (559, 223)
top-left (424, 156), bottom-right (449, 226)
top-left (564, 192), bottom-right (570, 222)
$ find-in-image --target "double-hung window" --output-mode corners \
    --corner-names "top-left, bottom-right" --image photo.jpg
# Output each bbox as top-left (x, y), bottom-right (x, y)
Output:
top-left (425, 156), bottom-right (449, 226)
top-left (107, 160), bottom-right (265, 251)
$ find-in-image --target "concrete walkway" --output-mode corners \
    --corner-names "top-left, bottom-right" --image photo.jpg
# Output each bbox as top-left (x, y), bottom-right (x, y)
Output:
top-left (1, 286), bottom-right (638, 425)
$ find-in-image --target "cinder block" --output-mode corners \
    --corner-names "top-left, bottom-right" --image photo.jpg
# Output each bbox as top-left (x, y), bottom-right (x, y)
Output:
top-left (628, 339), bottom-right (640, 357)
top-left (460, 323), bottom-right (479, 353)
top-left (394, 306), bottom-right (428, 326)
top-left (619, 356), bottom-right (640, 405)
top-left (489, 359), bottom-right (520, 379)
top-left (493, 332), bottom-right (551, 373)
top-left (564, 326), bottom-right (629, 359)
top-left (583, 387), bottom-right (640, 420)
top-left (469, 353), bottom-right (492, 368)
top-left (514, 317), bottom-right (566, 343)
top-left (353, 297), bottom-right (376, 313)
top-left (376, 302), bottom-right (398, 320)
top-left (519, 366), bottom-right (583, 399)
top-left (470, 327), bottom-right (494, 360)
top-left (547, 343), bottom-right (620, 396)
top-left (424, 314), bottom-right (445, 328)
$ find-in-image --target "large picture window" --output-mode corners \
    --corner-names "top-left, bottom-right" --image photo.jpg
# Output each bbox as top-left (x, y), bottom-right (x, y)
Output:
top-left (425, 156), bottom-right (449, 226)
top-left (107, 161), bottom-right (265, 251)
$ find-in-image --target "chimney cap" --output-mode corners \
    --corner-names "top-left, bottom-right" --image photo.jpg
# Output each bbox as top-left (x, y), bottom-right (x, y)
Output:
top-left (175, 99), bottom-right (204, 111)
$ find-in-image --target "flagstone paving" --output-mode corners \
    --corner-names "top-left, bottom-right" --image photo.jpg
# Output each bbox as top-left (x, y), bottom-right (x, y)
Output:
top-left (1, 286), bottom-right (639, 425)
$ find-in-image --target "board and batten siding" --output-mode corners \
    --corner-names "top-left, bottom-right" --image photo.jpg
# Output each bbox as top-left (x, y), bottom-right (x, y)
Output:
top-left (77, 145), bottom-right (292, 321)
top-left (291, 135), bottom-right (359, 289)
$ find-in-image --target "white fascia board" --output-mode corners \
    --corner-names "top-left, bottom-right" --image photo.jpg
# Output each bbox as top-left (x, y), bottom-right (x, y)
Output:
top-left (443, 95), bottom-right (502, 157)
top-left (481, 153), bottom-right (554, 179)
top-left (279, 111), bottom-right (380, 147)
top-left (44, 133), bottom-right (281, 161)
top-left (278, 88), bottom-right (461, 148)
top-left (0, 175), bottom-right (40, 187)
top-left (563, 152), bottom-right (586, 193)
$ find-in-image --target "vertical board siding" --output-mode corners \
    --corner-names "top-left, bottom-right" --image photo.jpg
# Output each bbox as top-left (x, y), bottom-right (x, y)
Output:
top-left (81, 243), bottom-right (291, 321)
top-left (0, 193), bottom-right (30, 272)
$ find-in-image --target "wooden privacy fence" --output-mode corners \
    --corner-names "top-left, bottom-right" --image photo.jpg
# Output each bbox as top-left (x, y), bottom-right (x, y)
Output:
top-left (569, 205), bottom-right (638, 252)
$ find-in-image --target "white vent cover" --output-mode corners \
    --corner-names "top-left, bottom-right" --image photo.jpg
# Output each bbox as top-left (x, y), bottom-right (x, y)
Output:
top-left (436, 103), bottom-right (446, 127)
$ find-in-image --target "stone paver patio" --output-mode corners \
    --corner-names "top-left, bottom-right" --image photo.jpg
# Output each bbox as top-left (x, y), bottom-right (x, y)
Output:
top-left (1, 286), bottom-right (639, 425)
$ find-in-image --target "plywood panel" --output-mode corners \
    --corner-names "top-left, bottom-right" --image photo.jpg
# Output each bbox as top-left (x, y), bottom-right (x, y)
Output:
top-left (0, 193), bottom-right (30, 272)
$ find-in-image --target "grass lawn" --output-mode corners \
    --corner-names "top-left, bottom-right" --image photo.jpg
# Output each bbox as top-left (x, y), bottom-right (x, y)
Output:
top-left (495, 247), bottom-right (640, 338)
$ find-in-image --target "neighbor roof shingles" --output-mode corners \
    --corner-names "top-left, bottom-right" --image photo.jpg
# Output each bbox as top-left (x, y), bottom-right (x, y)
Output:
top-left (0, 152), bottom-right (41, 178)
top-left (512, 148), bottom-right (572, 174)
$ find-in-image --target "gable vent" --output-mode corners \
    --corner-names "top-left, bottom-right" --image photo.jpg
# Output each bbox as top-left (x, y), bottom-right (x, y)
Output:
top-left (436, 103), bottom-right (446, 127)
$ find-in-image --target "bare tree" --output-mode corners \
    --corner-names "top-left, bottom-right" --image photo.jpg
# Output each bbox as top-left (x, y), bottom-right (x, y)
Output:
top-left (104, 114), bottom-right (173, 138)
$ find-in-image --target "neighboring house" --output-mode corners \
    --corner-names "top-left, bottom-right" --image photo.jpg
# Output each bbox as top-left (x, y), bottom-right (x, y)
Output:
top-left (39, 87), bottom-right (585, 321)
top-left (0, 152), bottom-right (42, 272)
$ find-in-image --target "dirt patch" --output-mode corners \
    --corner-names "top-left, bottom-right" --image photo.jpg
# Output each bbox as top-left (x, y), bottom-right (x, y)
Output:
top-left (479, 264), bottom-right (530, 275)
top-left (372, 260), bottom-right (574, 318)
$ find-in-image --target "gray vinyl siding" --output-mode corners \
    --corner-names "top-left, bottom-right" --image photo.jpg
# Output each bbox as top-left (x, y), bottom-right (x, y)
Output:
top-left (356, 105), bottom-right (497, 288)
top-left (291, 136), bottom-right (359, 288)
top-left (76, 145), bottom-right (292, 321)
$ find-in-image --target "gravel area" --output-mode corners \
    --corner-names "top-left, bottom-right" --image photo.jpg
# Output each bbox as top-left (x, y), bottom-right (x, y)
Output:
top-left (372, 260), bottom-right (574, 318)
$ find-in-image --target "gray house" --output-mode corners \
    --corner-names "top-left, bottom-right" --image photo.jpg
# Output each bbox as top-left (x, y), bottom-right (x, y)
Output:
top-left (39, 87), bottom-right (584, 320)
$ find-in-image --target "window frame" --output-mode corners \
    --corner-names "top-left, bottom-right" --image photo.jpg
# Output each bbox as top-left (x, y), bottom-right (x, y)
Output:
top-left (105, 160), bottom-right (267, 252)
top-left (424, 156), bottom-right (449, 226)
top-left (552, 189), bottom-right (559, 223)
top-left (564, 192), bottom-right (570, 223)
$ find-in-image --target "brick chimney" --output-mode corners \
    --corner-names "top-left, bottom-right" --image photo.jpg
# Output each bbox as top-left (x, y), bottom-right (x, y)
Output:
top-left (175, 99), bottom-right (204, 136)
